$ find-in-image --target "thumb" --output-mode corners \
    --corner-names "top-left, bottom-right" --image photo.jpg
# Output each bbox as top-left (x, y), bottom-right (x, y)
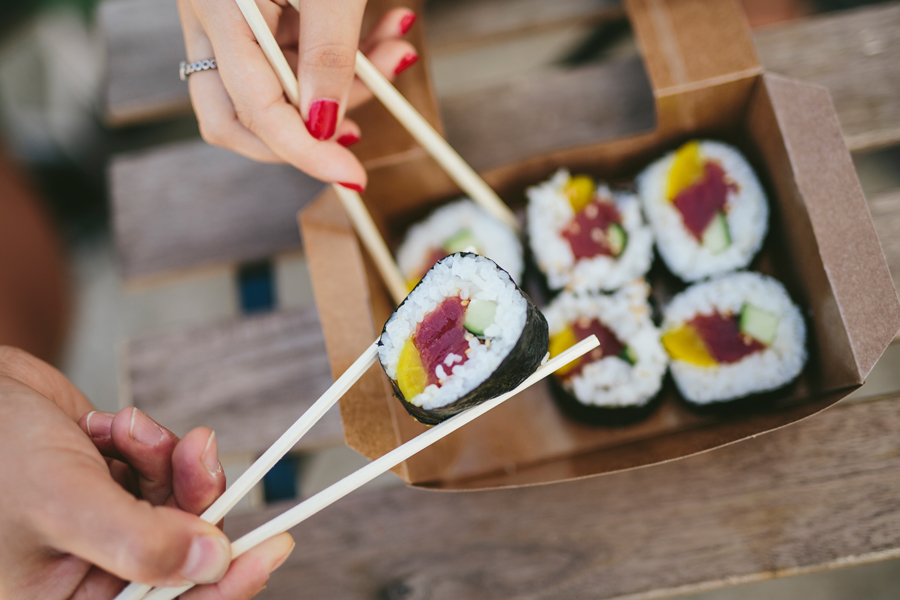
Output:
top-left (37, 463), bottom-right (231, 587)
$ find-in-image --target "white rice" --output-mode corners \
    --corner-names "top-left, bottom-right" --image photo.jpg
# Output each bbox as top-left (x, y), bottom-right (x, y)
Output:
top-left (378, 253), bottom-right (528, 410)
top-left (636, 140), bottom-right (768, 282)
top-left (526, 169), bottom-right (654, 292)
top-left (396, 199), bottom-right (524, 284)
top-left (544, 280), bottom-right (667, 408)
top-left (663, 272), bottom-right (807, 404)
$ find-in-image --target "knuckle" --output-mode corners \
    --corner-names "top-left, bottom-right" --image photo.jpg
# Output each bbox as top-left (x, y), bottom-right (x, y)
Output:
top-left (197, 119), bottom-right (225, 148)
top-left (302, 41), bottom-right (356, 72)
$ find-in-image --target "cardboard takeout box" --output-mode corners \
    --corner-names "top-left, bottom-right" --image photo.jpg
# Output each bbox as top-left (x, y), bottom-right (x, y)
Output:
top-left (300, 0), bottom-right (900, 490)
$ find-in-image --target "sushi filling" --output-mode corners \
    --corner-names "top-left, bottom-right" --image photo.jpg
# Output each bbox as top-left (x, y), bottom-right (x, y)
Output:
top-left (550, 318), bottom-right (633, 380)
top-left (396, 296), bottom-right (497, 399)
top-left (561, 176), bottom-right (628, 259)
top-left (662, 309), bottom-right (771, 367)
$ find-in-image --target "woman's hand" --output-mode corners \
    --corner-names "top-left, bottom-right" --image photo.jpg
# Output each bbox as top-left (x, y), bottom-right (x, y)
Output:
top-left (178, 0), bottom-right (420, 192)
top-left (0, 346), bottom-right (294, 599)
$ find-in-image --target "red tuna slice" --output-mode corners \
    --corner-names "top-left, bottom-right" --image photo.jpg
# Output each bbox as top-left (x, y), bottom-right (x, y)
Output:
top-left (561, 318), bottom-right (627, 380)
top-left (688, 312), bottom-right (765, 364)
top-left (672, 161), bottom-right (737, 241)
top-left (414, 296), bottom-right (472, 386)
top-left (561, 199), bottom-right (623, 259)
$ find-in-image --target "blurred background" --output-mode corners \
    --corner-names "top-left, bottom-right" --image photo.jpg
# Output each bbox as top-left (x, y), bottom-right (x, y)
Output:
top-left (1, 0), bottom-right (899, 597)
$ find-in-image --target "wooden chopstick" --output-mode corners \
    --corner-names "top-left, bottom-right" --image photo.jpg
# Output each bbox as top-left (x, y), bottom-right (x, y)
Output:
top-left (140, 336), bottom-right (600, 600)
top-left (233, 0), bottom-right (408, 304)
top-left (113, 344), bottom-right (380, 600)
top-left (352, 51), bottom-right (519, 230)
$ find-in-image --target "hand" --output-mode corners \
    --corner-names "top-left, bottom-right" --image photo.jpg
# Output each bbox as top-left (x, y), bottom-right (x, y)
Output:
top-left (178, 0), bottom-right (420, 191)
top-left (0, 346), bottom-right (294, 599)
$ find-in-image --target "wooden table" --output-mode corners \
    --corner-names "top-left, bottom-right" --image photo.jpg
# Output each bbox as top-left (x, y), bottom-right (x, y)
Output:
top-left (101, 1), bottom-right (900, 597)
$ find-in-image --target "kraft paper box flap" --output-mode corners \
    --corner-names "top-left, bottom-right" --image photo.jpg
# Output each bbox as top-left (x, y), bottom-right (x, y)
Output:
top-left (299, 0), bottom-right (900, 489)
top-left (752, 74), bottom-right (900, 382)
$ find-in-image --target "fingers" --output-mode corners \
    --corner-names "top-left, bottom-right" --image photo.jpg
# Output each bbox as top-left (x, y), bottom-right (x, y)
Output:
top-left (172, 428), bottom-right (226, 515)
top-left (183, 533), bottom-right (295, 600)
top-left (179, 0), bottom-right (283, 164)
top-left (190, 71), bottom-right (284, 164)
top-left (346, 39), bottom-right (419, 110)
top-left (296, 0), bottom-right (367, 137)
top-left (109, 407), bottom-right (180, 506)
top-left (191, 0), bottom-right (367, 188)
top-left (36, 463), bottom-right (232, 587)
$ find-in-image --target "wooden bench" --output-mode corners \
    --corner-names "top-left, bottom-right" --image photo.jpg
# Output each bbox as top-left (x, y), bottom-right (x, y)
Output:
top-left (103, 0), bottom-right (900, 596)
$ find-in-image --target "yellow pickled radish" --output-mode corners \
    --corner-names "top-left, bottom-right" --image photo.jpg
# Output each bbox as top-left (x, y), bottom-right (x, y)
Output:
top-left (666, 141), bottom-right (705, 201)
top-left (406, 279), bottom-right (419, 293)
top-left (661, 324), bottom-right (717, 367)
top-left (563, 175), bottom-right (595, 213)
top-left (549, 326), bottom-right (581, 375)
top-left (397, 338), bottom-right (428, 399)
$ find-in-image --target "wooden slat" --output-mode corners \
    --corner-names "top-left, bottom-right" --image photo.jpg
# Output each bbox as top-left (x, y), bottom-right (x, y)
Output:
top-left (100, 0), bottom-right (189, 126)
top-left (109, 3), bottom-right (900, 280)
top-left (867, 189), bottom-right (900, 284)
top-left (224, 395), bottom-right (900, 599)
top-left (100, 0), bottom-right (622, 125)
top-left (753, 3), bottom-right (900, 153)
top-left (126, 307), bottom-right (341, 456)
top-left (425, 0), bottom-right (623, 52)
top-left (110, 141), bottom-right (324, 281)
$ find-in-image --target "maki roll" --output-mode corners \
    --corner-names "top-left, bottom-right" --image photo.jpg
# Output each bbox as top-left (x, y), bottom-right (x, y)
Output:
top-left (378, 252), bottom-right (549, 424)
top-left (527, 170), bottom-right (653, 292)
top-left (396, 199), bottom-right (523, 289)
top-left (661, 272), bottom-right (806, 405)
top-left (637, 140), bottom-right (768, 282)
top-left (544, 281), bottom-right (667, 423)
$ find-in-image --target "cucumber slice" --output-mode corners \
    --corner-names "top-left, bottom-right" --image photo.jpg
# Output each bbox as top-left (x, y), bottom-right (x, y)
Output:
top-left (701, 212), bottom-right (731, 254)
top-left (619, 346), bottom-right (638, 366)
top-left (739, 303), bottom-right (779, 345)
top-left (608, 223), bottom-right (628, 256)
top-left (464, 299), bottom-right (498, 335)
top-left (444, 230), bottom-right (479, 254)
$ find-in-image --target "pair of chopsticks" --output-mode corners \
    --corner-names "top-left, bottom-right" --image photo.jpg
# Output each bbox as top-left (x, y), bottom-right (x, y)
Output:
top-left (116, 337), bottom-right (598, 600)
top-left (113, 6), bottom-right (543, 599)
top-left (238, 0), bottom-right (518, 305)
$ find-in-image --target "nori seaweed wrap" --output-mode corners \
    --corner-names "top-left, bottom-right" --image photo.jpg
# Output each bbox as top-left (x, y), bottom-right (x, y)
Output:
top-left (378, 253), bottom-right (549, 425)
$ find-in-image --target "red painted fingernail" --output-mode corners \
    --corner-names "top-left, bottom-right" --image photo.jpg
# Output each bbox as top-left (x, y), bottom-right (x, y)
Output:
top-left (394, 52), bottom-right (419, 76)
top-left (306, 99), bottom-right (339, 140)
top-left (338, 182), bottom-right (365, 193)
top-left (399, 12), bottom-right (417, 36)
top-left (337, 133), bottom-right (360, 147)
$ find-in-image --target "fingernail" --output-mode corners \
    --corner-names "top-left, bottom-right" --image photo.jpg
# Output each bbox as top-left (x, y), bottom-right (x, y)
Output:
top-left (337, 133), bottom-right (360, 147)
top-left (129, 408), bottom-right (164, 446)
top-left (306, 99), bottom-right (339, 140)
top-left (85, 411), bottom-right (114, 439)
top-left (201, 431), bottom-right (222, 476)
top-left (394, 52), bottom-right (419, 76)
top-left (338, 182), bottom-right (365, 193)
top-left (182, 534), bottom-right (231, 584)
top-left (399, 12), bottom-right (417, 36)
top-left (271, 541), bottom-right (296, 572)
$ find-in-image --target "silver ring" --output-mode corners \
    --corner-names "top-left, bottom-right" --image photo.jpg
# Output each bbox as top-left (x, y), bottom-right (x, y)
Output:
top-left (180, 58), bottom-right (217, 81)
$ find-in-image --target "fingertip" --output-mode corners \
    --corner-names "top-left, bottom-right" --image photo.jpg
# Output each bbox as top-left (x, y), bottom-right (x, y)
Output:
top-left (173, 427), bottom-right (226, 515)
top-left (399, 11), bottom-right (417, 36)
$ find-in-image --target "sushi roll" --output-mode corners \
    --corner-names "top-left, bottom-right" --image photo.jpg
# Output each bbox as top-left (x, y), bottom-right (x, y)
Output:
top-left (527, 170), bottom-right (653, 292)
top-left (396, 199), bottom-right (523, 289)
top-left (378, 252), bottom-right (549, 424)
top-left (661, 272), bottom-right (806, 405)
top-left (544, 281), bottom-right (668, 423)
top-left (637, 140), bottom-right (768, 282)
